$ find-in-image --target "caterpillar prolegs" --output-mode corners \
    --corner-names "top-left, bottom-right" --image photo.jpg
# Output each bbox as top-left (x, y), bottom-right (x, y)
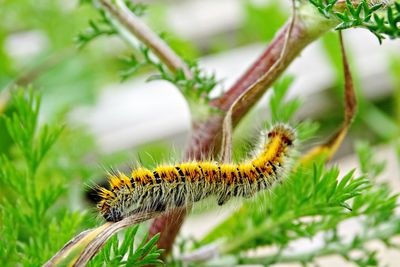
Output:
top-left (97, 124), bottom-right (296, 222)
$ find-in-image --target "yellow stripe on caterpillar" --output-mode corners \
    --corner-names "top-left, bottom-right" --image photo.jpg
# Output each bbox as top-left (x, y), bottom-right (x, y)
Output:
top-left (97, 123), bottom-right (296, 222)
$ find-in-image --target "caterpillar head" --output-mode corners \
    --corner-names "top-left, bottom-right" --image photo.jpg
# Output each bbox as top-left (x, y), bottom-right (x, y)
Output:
top-left (267, 123), bottom-right (296, 147)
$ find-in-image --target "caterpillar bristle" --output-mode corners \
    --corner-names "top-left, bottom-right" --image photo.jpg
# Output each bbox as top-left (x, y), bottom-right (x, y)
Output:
top-left (97, 123), bottom-right (296, 222)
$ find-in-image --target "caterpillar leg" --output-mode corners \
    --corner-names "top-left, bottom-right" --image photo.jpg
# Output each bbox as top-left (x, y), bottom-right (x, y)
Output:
top-left (104, 207), bottom-right (123, 222)
top-left (152, 200), bottom-right (167, 212)
top-left (173, 190), bottom-right (186, 207)
top-left (217, 194), bottom-right (231, 206)
top-left (242, 190), bottom-right (255, 199)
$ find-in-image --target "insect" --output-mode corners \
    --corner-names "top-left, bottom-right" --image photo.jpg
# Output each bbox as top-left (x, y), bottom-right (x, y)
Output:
top-left (97, 123), bottom-right (296, 222)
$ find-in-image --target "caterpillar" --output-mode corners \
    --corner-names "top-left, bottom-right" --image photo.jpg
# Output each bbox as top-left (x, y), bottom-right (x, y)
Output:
top-left (97, 124), bottom-right (296, 222)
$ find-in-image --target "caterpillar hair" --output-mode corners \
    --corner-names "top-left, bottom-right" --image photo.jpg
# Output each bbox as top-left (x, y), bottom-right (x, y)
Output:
top-left (97, 123), bottom-right (296, 222)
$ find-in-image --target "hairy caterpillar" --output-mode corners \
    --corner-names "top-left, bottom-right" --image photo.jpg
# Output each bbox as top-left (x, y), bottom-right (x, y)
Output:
top-left (97, 124), bottom-right (296, 222)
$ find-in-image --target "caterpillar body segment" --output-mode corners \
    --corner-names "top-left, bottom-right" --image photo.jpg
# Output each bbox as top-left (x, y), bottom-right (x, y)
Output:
top-left (97, 124), bottom-right (296, 222)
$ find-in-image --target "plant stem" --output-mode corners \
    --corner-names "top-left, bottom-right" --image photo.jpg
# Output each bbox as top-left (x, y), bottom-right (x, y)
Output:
top-left (188, 3), bottom-right (337, 158)
top-left (98, 0), bottom-right (192, 79)
top-left (149, 3), bottom-right (339, 256)
top-left (44, 211), bottom-right (161, 267)
top-left (213, 3), bottom-right (337, 117)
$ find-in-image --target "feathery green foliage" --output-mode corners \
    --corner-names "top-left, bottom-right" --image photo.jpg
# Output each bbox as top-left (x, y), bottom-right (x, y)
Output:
top-left (76, 11), bottom-right (117, 48)
top-left (78, 0), bottom-right (218, 105)
top-left (0, 89), bottom-right (68, 265)
top-left (76, 1), bottom-right (147, 48)
top-left (0, 89), bottom-right (164, 266)
top-left (308, 0), bottom-right (400, 43)
top-left (120, 47), bottom-right (218, 103)
top-left (88, 226), bottom-right (164, 266)
top-left (186, 81), bottom-right (400, 267)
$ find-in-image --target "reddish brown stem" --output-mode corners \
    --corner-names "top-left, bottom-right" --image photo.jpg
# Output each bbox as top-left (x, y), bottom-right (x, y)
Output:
top-left (212, 23), bottom-right (291, 112)
top-left (215, 17), bottom-right (315, 124)
top-left (149, 10), bottom-right (334, 257)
